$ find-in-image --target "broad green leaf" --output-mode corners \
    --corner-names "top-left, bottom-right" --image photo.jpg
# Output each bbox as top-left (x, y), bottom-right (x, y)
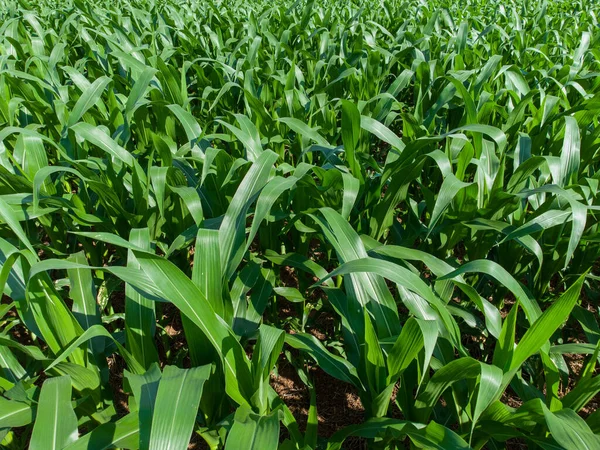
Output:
top-left (225, 406), bottom-right (279, 450)
top-left (67, 251), bottom-right (100, 331)
top-left (428, 173), bottom-right (471, 234)
top-left (27, 270), bottom-right (86, 366)
top-left (129, 251), bottom-right (253, 406)
top-left (0, 197), bottom-right (36, 256)
top-left (30, 376), bottom-right (78, 450)
top-left (126, 363), bottom-right (161, 450)
top-left (63, 413), bottom-right (139, 450)
top-left (0, 345), bottom-right (26, 383)
top-left (360, 115), bottom-right (404, 151)
top-left (149, 365), bottom-right (211, 450)
top-left (559, 116), bottom-right (580, 187)
top-left (285, 333), bottom-right (362, 388)
top-left (126, 67), bottom-right (157, 120)
top-left (70, 122), bottom-right (134, 166)
top-left (386, 318), bottom-right (427, 382)
top-left (217, 114), bottom-right (263, 161)
top-left (125, 228), bottom-right (158, 369)
top-left (219, 150), bottom-right (278, 279)
top-left (341, 100), bottom-right (362, 179)
top-left (46, 324), bottom-right (144, 375)
top-left (0, 397), bottom-right (33, 428)
top-left (167, 104), bottom-right (202, 144)
top-left (67, 76), bottom-right (111, 127)
top-left (510, 273), bottom-right (587, 371)
top-left (313, 208), bottom-right (401, 339)
top-left (277, 117), bottom-right (329, 146)
top-left (315, 256), bottom-right (462, 350)
top-left (439, 260), bottom-right (541, 324)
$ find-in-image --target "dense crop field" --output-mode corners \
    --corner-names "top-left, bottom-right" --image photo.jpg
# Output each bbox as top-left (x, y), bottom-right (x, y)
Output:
top-left (1, 0), bottom-right (600, 448)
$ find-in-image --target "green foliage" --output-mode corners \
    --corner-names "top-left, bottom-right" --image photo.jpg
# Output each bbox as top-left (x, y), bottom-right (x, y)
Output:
top-left (0, 0), bottom-right (599, 448)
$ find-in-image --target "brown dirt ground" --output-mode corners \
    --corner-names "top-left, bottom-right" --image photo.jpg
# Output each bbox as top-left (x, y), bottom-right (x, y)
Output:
top-left (270, 358), bottom-right (367, 449)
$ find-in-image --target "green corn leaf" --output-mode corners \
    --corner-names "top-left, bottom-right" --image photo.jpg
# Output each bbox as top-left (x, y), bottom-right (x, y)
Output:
top-left (67, 76), bottom-right (111, 127)
top-left (285, 333), bottom-right (362, 388)
top-left (543, 404), bottom-right (600, 449)
top-left (341, 100), bottom-right (362, 179)
top-left (167, 104), bottom-right (202, 144)
top-left (313, 208), bottom-right (401, 339)
top-left (129, 251), bottom-right (253, 406)
top-left (326, 419), bottom-right (472, 450)
top-left (63, 413), bottom-right (139, 450)
top-left (305, 386), bottom-right (318, 449)
top-left (363, 311), bottom-right (387, 397)
top-left (216, 114), bottom-right (263, 161)
top-left (414, 358), bottom-right (499, 423)
top-left (428, 174), bottom-right (471, 235)
top-left (220, 150), bottom-right (278, 279)
top-left (559, 116), bottom-right (580, 187)
top-left (46, 324), bottom-right (144, 375)
top-left (563, 374), bottom-right (600, 412)
top-left (70, 122), bottom-right (134, 166)
top-left (439, 260), bottom-right (541, 324)
top-left (492, 301), bottom-right (519, 371)
top-left (314, 256), bottom-right (462, 351)
top-left (360, 115), bottom-right (404, 152)
top-left (251, 325), bottom-right (285, 413)
top-left (0, 345), bottom-right (26, 383)
top-left (225, 406), bottom-right (280, 450)
top-left (26, 270), bottom-right (86, 366)
top-left (14, 134), bottom-right (53, 193)
top-left (29, 376), bottom-right (78, 450)
top-left (183, 228), bottom-right (223, 367)
top-left (510, 273), bottom-right (587, 372)
top-left (125, 67), bottom-right (157, 120)
top-left (125, 228), bottom-right (158, 370)
top-left (0, 397), bottom-right (34, 428)
top-left (126, 363), bottom-right (161, 450)
top-left (149, 365), bottom-right (211, 450)
top-left (1, 2), bottom-right (599, 449)
top-left (66, 250), bottom-right (104, 361)
top-left (193, 229), bottom-right (223, 316)
top-left (0, 197), bottom-right (36, 256)
top-left (471, 363), bottom-right (503, 440)
top-left (386, 318), bottom-right (428, 383)
top-left (277, 117), bottom-right (329, 146)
